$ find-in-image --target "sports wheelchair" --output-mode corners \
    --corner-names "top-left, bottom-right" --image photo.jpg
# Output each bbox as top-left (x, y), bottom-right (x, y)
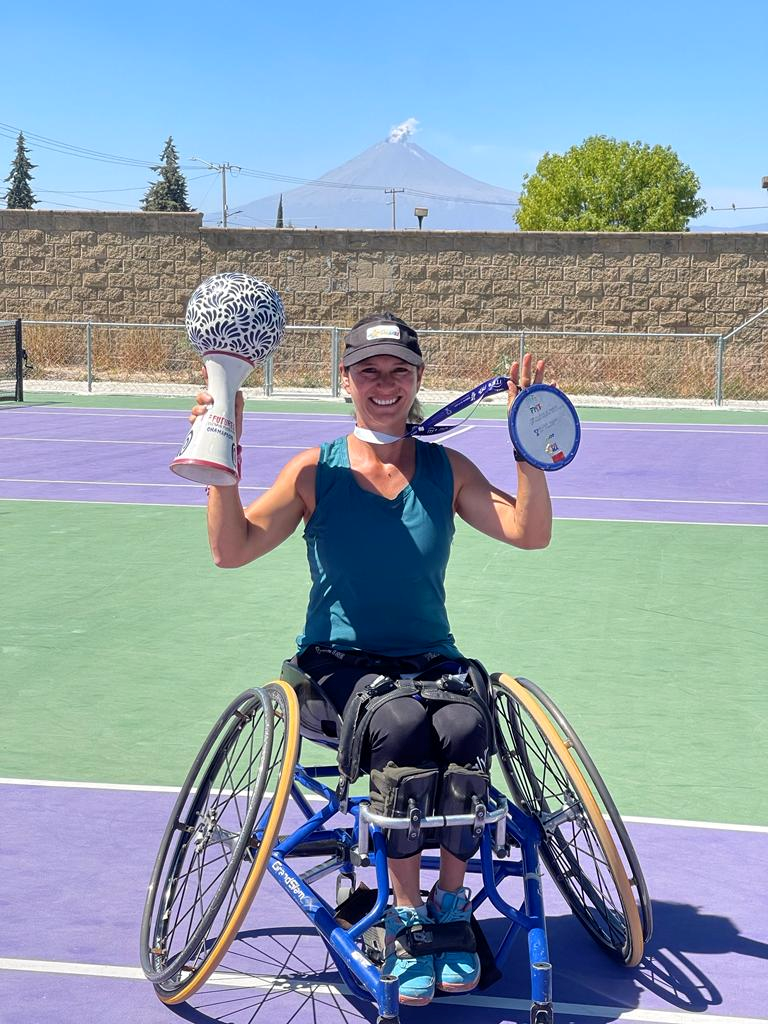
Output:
top-left (140, 664), bottom-right (652, 1024)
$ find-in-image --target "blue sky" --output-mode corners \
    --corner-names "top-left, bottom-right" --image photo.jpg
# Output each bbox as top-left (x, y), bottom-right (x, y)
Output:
top-left (2, 0), bottom-right (766, 226)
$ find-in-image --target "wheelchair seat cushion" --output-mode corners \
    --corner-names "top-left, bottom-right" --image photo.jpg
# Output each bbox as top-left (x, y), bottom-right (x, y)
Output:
top-left (280, 659), bottom-right (342, 749)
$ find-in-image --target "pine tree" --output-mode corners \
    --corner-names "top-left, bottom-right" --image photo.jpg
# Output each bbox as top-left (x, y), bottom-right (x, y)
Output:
top-left (4, 132), bottom-right (36, 209)
top-left (276, 194), bottom-right (284, 228)
top-left (142, 137), bottom-right (192, 212)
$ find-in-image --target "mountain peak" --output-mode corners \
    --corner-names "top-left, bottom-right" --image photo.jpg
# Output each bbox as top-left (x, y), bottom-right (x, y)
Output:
top-left (221, 126), bottom-right (519, 231)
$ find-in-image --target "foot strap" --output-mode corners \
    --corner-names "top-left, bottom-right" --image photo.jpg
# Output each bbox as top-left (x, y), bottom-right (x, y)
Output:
top-left (393, 920), bottom-right (476, 959)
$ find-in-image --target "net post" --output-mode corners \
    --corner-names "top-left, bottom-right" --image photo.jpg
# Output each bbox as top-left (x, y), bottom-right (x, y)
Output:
top-left (15, 318), bottom-right (23, 402)
top-left (714, 334), bottom-right (725, 406)
top-left (264, 353), bottom-right (274, 397)
top-left (330, 327), bottom-right (341, 398)
top-left (86, 321), bottom-right (93, 393)
top-left (518, 330), bottom-right (525, 367)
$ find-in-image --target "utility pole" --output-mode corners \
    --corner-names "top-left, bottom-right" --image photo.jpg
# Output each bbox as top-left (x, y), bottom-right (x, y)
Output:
top-left (384, 188), bottom-right (405, 229)
top-left (191, 157), bottom-right (241, 227)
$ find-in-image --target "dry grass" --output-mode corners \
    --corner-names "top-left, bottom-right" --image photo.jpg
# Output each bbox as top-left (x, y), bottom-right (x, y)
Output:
top-left (20, 322), bottom-right (768, 401)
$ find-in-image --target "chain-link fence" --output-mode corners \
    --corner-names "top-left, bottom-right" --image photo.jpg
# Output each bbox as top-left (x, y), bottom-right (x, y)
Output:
top-left (513, 330), bottom-right (723, 403)
top-left (719, 306), bottom-right (768, 403)
top-left (19, 308), bottom-right (768, 405)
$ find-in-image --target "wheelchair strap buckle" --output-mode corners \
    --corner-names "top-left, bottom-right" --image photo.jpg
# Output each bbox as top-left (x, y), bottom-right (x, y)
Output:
top-left (436, 673), bottom-right (472, 695)
top-left (394, 920), bottom-right (477, 959)
top-left (365, 675), bottom-right (397, 697)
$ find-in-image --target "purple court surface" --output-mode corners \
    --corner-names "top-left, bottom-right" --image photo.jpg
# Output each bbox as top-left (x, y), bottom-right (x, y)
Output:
top-left (2, 405), bottom-right (767, 1023)
top-left (0, 404), bottom-right (767, 526)
top-left (1, 781), bottom-right (767, 1024)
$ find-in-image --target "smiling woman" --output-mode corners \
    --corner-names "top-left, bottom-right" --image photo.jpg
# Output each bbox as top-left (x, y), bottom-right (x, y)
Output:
top-left (191, 309), bottom-right (553, 1006)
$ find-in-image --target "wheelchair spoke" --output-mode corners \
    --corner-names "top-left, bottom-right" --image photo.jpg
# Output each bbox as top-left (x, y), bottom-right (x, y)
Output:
top-left (493, 674), bottom-right (643, 965)
top-left (140, 683), bottom-right (301, 999)
top-left (164, 851), bottom-right (231, 948)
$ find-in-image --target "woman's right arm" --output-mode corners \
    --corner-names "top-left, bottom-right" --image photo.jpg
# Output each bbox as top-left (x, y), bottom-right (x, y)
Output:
top-left (191, 390), bottom-right (317, 568)
top-left (207, 450), bottom-right (317, 567)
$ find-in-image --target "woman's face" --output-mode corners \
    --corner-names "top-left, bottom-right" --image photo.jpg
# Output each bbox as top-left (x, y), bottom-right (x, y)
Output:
top-left (341, 355), bottom-right (423, 429)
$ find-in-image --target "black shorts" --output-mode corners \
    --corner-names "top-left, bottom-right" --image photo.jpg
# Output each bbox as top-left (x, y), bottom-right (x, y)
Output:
top-left (294, 646), bottom-right (490, 775)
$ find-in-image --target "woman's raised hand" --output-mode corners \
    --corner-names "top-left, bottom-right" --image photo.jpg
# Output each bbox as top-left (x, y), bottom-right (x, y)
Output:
top-left (188, 385), bottom-right (245, 442)
top-left (507, 353), bottom-right (546, 410)
top-left (190, 365), bottom-right (214, 426)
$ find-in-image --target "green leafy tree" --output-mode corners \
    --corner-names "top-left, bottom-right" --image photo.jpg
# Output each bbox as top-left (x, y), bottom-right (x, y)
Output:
top-left (516, 136), bottom-right (707, 231)
top-left (4, 132), bottom-right (36, 209)
top-left (142, 136), bottom-right (192, 212)
top-left (276, 194), bottom-right (284, 227)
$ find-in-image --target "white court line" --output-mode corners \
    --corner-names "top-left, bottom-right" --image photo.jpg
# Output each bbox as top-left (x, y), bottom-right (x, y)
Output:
top-left (7, 407), bottom-right (767, 432)
top-left (0, 496), bottom-right (209, 508)
top-left (552, 495), bottom-right (768, 507)
top-left (557, 515), bottom-right (767, 528)
top-left (0, 958), bottom-right (764, 1022)
top-left (0, 497), bottom-right (763, 526)
top-left (2, 408), bottom-right (352, 423)
top-left (0, 436), bottom-right (308, 449)
top-left (2, 477), bottom-right (764, 508)
top-left (458, 424), bottom-right (768, 436)
top-left (0, 777), bottom-right (182, 793)
top-left (430, 424), bottom-right (476, 442)
top-left (622, 815), bottom-right (768, 834)
top-left (0, 477), bottom-right (267, 490)
top-left (583, 426), bottom-right (768, 435)
top-left (2, 777), bottom-right (765, 833)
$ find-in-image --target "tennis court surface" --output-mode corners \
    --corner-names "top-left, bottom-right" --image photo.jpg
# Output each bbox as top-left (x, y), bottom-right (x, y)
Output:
top-left (1, 394), bottom-right (766, 1024)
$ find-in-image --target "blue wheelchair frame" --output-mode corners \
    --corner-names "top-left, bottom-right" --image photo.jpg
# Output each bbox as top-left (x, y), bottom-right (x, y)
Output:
top-left (266, 760), bottom-right (553, 1022)
top-left (141, 675), bottom-right (648, 1023)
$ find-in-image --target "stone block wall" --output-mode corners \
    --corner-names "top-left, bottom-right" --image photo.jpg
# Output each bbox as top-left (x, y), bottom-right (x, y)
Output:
top-left (0, 209), bottom-right (766, 338)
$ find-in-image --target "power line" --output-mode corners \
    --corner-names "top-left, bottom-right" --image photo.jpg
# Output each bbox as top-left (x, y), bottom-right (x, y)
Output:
top-left (0, 120), bottom-right (160, 168)
top-left (709, 203), bottom-right (768, 212)
top-left (36, 172), bottom-right (217, 196)
top-left (0, 120), bottom-right (520, 209)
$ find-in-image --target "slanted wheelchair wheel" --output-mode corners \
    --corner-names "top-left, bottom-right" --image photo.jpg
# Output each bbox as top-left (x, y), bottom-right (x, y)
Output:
top-left (140, 680), bottom-right (300, 1003)
top-left (493, 673), bottom-right (646, 967)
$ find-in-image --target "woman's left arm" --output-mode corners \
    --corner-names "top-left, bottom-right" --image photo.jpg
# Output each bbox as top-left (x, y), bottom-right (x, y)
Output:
top-left (450, 451), bottom-right (553, 549)
top-left (449, 353), bottom-right (553, 550)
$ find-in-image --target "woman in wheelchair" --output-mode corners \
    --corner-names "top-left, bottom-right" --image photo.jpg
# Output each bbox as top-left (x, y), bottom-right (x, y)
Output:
top-left (193, 312), bottom-right (552, 1006)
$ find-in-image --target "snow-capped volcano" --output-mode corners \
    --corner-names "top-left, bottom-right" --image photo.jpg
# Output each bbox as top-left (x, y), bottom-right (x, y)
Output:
top-left (219, 126), bottom-right (519, 231)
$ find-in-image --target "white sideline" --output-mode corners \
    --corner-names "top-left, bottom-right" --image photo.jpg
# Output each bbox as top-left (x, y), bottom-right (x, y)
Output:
top-left (1, 496), bottom-right (765, 526)
top-left (0, 435), bottom-right (310, 449)
top-left (0, 957), bottom-right (764, 1023)
top-left (0, 477), bottom-right (266, 490)
top-left (2, 777), bottom-right (767, 833)
top-left (1, 476), bottom-right (766, 508)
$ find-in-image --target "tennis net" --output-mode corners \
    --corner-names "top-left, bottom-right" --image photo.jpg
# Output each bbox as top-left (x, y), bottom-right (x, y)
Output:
top-left (0, 319), bottom-right (23, 401)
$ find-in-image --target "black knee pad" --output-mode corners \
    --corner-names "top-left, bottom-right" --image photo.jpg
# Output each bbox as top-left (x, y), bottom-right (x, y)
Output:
top-left (437, 763), bottom-right (490, 860)
top-left (369, 762), bottom-right (439, 858)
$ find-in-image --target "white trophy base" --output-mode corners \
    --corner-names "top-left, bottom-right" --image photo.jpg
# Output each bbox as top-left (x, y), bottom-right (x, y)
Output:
top-left (169, 352), bottom-right (252, 487)
top-left (170, 458), bottom-right (238, 486)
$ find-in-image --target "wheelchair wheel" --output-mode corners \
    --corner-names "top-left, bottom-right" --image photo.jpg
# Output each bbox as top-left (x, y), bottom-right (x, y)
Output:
top-left (512, 675), bottom-right (652, 945)
top-left (493, 673), bottom-right (646, 966)
top-left (140, 680), bottom-right (300, 1003)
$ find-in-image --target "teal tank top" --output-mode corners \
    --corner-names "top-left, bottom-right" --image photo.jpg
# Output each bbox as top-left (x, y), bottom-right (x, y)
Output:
top-left (297, 436), bottom-right (461, 658)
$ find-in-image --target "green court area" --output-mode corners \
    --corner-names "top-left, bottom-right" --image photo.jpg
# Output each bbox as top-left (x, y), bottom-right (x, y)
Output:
top-left (2, 497), bottom-right (765, 827)
top-left (15, 387), bottom-right (768, 423)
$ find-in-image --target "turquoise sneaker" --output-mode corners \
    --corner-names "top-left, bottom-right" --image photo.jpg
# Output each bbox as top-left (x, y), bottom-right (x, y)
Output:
top-left (428, 886), bottom-right (481, 993)
top-left (381, 905), bottom-right (435, 1006)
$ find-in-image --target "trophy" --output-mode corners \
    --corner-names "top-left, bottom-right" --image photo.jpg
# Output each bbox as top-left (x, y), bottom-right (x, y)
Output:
top-left (170, 272), bottom-right (285, 486)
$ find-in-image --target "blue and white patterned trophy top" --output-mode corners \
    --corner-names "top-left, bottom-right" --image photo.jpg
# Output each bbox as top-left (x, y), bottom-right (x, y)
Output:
top-left (185, 272), bottom-right (285, 364)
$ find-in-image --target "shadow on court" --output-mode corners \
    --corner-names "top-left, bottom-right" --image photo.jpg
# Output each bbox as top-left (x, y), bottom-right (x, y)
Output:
top-left (162, 899), bottom-right (768, 1024)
